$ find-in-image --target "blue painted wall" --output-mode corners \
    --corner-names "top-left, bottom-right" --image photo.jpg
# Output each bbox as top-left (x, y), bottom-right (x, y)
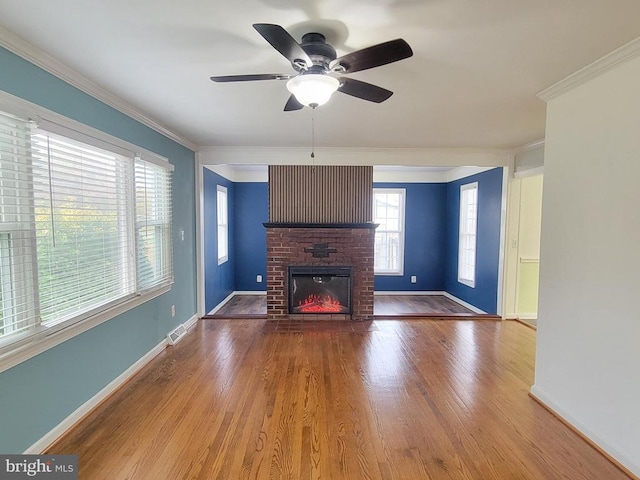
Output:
top-left (234, 183), bottom-right (268, 291)
top-left (0, 47), bottom-right (196, 452)
top-left (373, 183), bottom-right (447, 291)
top-left (203, 169), bottom-right (235, 312)
top-left (204, 173), bottom-right (503, 314)
top-left (444, 168), bottom-right (503, 314)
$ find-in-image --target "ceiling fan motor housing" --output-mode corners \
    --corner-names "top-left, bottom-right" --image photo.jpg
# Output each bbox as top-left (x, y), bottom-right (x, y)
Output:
top-left (296, 33), bottom-right (337, 71)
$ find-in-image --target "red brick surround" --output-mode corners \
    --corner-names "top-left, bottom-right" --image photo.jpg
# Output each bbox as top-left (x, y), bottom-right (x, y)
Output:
top-left (265, 224), bottom-right (375, 320)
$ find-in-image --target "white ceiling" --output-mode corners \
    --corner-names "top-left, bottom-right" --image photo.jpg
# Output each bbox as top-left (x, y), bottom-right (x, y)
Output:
top-left (204, 164), bottom-right (465, 183)
top-left (1, 0), bottom-right (640, 151)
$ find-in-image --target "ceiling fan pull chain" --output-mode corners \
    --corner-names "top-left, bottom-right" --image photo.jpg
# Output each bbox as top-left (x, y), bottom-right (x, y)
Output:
top-left (311, 107), bottom-right (316, 163)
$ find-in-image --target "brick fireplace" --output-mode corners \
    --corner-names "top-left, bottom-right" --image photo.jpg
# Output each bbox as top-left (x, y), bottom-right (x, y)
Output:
top-left (265, 165), bottom-right (375, 321)
top-left (264, 223), bottom-right (376, 320)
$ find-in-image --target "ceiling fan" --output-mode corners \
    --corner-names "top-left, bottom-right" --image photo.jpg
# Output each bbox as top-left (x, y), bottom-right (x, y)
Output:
top-left (210, 24), bottom-right (413, 111)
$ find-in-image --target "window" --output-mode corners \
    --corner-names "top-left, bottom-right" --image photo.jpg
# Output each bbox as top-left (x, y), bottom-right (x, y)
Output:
top-left (458, 182), bottom-right (478, 287)
top-left (216, 185), bottom-right (228, 264)
top-left (135, 159), bottom-right (173, 290)
top-left (31, 131), bottom-right (134, 325)
top-left (0, 107), bottom-right (173, 353)
top-left (0, 111), bottom-right (37, 339)
top-left (373, 188), bottom-right (405, 275)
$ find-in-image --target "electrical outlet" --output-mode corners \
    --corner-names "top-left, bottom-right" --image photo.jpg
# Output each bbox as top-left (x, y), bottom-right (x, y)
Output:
top-left (410, 275), bottom-right (417, 284)
top-left (171, 305), bottom-right (176, 317)
top-left (256, 275), bottom-right (263, 283)
top-left (180, 229), bottom-right (185, 242)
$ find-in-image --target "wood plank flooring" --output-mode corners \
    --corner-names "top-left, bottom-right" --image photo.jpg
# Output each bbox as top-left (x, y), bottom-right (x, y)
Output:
top-left (210, 294), bottom-right (478, 317)
top-left (48, 319), bottom-right (630, 480)
top-left (212, 294), bottom-right (267, 316)
top-left (374, 295), bottom-right (476, 316)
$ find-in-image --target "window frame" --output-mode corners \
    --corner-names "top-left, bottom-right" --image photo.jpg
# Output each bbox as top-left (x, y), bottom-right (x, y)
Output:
top-left (458, 182), bottom-right (478, 288)
top-left (372, 188), bottom-right (406, 276)
top-left (135, 157), bottom-right (174, 292)
top-left (0, 232), bottom-right (18, 337)
top-left (0, 225), bottom-right (39, 340)
top-left (0, 92), bottom-right (174, 373)
top-left (216, 185), bottom-right (228, 265)
top-left (31, 129), bottom-right (137, 328)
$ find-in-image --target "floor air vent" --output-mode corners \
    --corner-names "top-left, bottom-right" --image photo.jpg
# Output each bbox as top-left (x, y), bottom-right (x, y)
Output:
top-left (167, 324), bottom-right (187, 346)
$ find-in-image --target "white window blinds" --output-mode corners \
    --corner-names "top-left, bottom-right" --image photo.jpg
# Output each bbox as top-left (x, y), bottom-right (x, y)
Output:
top-left (216, 185), bottom-right (228, 264)
top-left (31, 130), bottom-right (134, 325)
top-left (458, 182), bottom-right (478, 287)
top-left (135, 158), bottom-right (173, 290)
top-left (0, 108), bottom-right (173, 345)
top-left (0, 112), bottom-right (38, 338)
top-left (373, 188), bottom-right (405, 275)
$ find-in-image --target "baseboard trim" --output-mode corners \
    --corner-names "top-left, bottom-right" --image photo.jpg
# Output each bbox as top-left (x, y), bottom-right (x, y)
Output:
top-left (183, 314), bottom-right (199, 331)
top-left (372, 290), bottom-right (486, 314)
top-left (441, 292), bottom-right (486, 314)
top-left (373, 290), bottom-right (447, 296)
top-left (207, 292), bottom-right (236, 315)
top-left (206, 291), bottom-right (266, 316)
top-left (208, 291), bottom-right (488, 317)
top-left (514, 318), bottom-right (537, 330)
top-left (25, 338), bottom-right (169, 454)
top-left (529, 387), bottom-right (640, 479)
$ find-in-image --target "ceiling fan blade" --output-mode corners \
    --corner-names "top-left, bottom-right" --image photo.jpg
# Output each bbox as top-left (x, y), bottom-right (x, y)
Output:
top-left (284, 95), bottom-right (304, 111)
top-left (338, 78), bottom-right (393, 103)
top-left (253, 23), bottom-right (312, 67)
top-left (210, 73), bottom-right (294, 82)
top-left (330, 39), bottom-right (413, 74)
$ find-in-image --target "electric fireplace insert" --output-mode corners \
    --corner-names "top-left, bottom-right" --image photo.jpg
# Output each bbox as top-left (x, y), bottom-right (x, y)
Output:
top-left (288, 266), bottom-right (353, 314)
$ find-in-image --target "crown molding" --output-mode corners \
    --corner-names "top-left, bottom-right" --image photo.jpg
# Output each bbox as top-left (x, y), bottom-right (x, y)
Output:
top-left (514, 166), bottom-right (544, 179)
top-left (446, 166), bottom-right (496, 182)
top-left (204, 163), bottom-right (502, 184)
top-left (205, 164), bottom-right (454, 183)
top-left (0, 89), bottom-right (170, 166)
top-left (538, 35), bottom-right (640, 102)
top-left (511, 138), bottom-right (545, 154)
top-left (0, 26), bottom-right (199, 152)
top-left (199, 146), bottom-right (514, 167)
top-left (373, 168), bottom-right (450, 183)
top-left (204, 164), bottom-right (269, 183)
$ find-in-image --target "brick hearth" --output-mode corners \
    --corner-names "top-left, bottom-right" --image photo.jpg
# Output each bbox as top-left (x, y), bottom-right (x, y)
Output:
top-left (264, 223), bottom-right (376, 320)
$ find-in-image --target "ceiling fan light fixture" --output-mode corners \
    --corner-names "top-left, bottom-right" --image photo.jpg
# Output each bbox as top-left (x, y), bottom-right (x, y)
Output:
top-left (286, 74), bottom-right (340, 107)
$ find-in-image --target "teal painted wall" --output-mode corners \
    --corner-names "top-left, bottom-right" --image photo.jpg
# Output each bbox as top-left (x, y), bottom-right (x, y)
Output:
top-left (0, 47), bottom-right (197, 452)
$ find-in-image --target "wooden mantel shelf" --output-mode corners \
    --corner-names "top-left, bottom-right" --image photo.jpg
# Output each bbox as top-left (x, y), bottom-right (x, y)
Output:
top-left (263, 222), bottom-right (378, 229)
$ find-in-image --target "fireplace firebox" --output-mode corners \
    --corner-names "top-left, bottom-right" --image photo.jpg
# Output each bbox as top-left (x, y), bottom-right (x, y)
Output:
top-left (288, 266), bottom-right (352, 314)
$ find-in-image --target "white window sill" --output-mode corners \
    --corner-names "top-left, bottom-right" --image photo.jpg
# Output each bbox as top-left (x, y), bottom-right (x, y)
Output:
top-left (373, 270), bottom-right (404, 277)
top-left (0, 284), bottom-right (171, 374)
top-left (458, 278), bottom-right (476, 288)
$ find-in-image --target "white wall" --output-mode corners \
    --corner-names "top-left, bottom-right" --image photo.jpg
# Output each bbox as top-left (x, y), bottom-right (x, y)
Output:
top-left (533, 52), bottom-right (640, 475)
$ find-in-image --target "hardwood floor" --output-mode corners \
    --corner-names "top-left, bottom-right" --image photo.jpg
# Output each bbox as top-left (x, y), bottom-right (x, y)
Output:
top-left (48, 319), bottom-right (630, 479)
top-left (373, 294), bottom-right (476, 316)
top-left (209, 294), bottom-right (480, 318)
top-left (517, 317), bottom-right (538, 329)
top-left (212, 294), bottom-right (267, 316)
